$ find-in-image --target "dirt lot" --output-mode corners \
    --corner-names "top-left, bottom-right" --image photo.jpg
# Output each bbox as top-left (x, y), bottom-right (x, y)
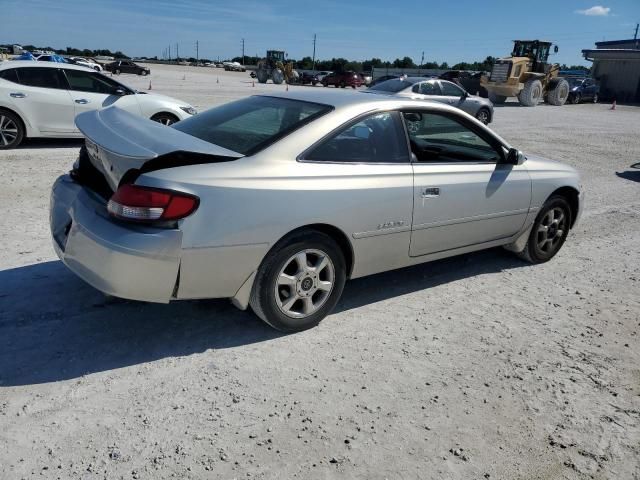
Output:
top-left (0, 64), bottom-right (638, 479)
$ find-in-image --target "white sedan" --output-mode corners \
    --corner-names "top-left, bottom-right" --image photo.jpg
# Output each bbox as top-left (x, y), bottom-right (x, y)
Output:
top-left (0, 61), bottom-right (197, 148)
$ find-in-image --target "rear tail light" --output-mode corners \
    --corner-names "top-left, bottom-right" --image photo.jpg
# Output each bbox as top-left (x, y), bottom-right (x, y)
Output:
top-left (107, 184), bottom-right (199, 223)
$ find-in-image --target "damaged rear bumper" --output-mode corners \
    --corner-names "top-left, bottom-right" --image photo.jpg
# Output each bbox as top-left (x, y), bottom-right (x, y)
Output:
top-left (50, 174), bottom-right (182, 303)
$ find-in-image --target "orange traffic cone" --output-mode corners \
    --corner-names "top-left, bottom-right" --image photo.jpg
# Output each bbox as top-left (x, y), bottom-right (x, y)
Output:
top-left (610, 100), bottom-right (616, 110)
top-left (148, 80), bottom-right (152, 90)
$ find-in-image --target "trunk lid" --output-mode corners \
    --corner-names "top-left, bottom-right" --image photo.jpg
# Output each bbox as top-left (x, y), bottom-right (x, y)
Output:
top-left (75, 107), bottom-right (243, 191)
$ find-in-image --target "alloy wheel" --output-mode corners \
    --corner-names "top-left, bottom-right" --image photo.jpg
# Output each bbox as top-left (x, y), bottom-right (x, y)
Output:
top-left (274, 249), bottom-right (335, 319)
top-left (0, 115), bottom-right (18, 147)
top-left (476, 109), bottom-right (489, 124)
top-left (536, 207), bottom-right (567, 253)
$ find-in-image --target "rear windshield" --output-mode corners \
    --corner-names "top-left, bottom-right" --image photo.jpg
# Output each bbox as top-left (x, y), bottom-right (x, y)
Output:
top-left (369, 79), bottom-right (414, 93)
top-left (172, 96), bottom-right (332, 155)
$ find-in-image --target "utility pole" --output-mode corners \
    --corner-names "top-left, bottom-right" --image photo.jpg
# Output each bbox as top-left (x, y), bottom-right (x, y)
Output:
top-left (634, 23), bottom-right (639, 40)
top-left (420, 51), bottom-right (424, 74)
top-left (168, 44), bottom-right (171, 62)
top-left (312, 34), bottom-right (317, 72)
top-left (196, 40), bottom-right (199, 63)
top-left (176, 43), bottom-right (179, 61)
top-left (241, 38), bottom-right (245, 65)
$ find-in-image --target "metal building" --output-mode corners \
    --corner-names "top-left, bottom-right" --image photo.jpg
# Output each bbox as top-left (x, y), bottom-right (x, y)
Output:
top-left (582, 39), bottom-right (640, 102)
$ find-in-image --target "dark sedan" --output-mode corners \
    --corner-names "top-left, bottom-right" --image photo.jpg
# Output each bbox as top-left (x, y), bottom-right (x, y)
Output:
top-left (566, 77), bottom-right (599, 104)
top-left (105, 60), bottom-right (150, 76)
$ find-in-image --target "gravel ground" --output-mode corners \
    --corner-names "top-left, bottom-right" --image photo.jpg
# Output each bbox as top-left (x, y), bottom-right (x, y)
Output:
top-left (0, 64), bottom-right (638, 479)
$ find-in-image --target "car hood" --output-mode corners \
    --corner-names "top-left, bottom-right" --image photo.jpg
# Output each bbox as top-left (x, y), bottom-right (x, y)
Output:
top-left (134, 91), bottom-right (191, 107)
top-left (76, 107), bottom-right (242, 190)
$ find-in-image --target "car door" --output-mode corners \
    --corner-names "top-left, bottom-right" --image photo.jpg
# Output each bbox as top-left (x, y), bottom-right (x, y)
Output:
top-left (12, 67), bottom-right (75, 134)
top-left (62, 68), bottom-right (142, 131)
top-left (411, 80), bottom-right (443, 102)
top-left (403, 109), bottom-right (531, 257)
top-left (300, 111), bottom-right (414, 276)
top-left (437, 80), bottom-right (473, 114)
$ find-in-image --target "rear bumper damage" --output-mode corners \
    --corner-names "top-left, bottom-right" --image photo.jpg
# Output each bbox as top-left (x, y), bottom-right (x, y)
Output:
top-left (50, 175), bottom-right (182, 303)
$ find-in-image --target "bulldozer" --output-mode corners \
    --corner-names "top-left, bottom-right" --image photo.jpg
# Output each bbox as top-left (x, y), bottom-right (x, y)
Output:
top-left (256, 50), bottom-right (299, 85)
top-left (481, 40), bottom-right (569, 107)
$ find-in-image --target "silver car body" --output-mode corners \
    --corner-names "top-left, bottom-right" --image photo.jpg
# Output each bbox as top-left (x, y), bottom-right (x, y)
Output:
top-left (368, 77), bottom-right (494, 122)
top-left (50, 90), bottom-right (582, 310)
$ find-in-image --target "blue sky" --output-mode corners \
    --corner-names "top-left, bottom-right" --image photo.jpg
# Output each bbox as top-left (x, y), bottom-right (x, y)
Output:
top-left (2, 0), bottom-right (639, 66)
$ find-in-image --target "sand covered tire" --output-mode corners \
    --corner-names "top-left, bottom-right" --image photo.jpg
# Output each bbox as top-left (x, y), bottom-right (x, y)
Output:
top-left (256, 68), bottom-right (269, 83)
top-left (547, 79), bottom-right (569, 106)
top-left (272, 69), bottom-right (284, 85)
top-left (518, 79), bottom-right (543, 106)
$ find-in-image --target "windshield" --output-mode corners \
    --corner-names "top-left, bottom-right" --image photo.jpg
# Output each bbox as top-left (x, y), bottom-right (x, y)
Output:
top-left (567, 78), bottom-right (584, 87)
top-left (369, 78), bottom-right (414, 93)
top-left (172, 96), bottom-right (332, 155)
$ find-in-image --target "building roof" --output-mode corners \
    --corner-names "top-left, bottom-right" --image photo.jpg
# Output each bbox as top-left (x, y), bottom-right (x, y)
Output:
top-left (595, 39), bottom-right (640, 48)
top-left (582, 48), bottom-right (640, 60)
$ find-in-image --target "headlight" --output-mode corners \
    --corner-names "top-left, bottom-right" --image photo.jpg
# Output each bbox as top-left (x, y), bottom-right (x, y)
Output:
top-left (180, 106), bottom-right (197, 115)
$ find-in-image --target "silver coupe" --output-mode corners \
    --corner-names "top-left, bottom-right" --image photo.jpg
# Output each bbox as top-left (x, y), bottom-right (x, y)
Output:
top-left (50, 90), bottom-right (582, 332)
top-left (367, 77), bottom-right (495, 124)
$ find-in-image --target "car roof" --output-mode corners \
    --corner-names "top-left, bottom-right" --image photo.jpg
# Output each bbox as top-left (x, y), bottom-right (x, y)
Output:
top-left (0, 60), bottom-right (95, 72)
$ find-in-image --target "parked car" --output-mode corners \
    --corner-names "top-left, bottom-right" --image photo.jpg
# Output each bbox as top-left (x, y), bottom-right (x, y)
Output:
top-left (367, 77), bottom-right (494, 124)
top-left (34, 54), bottom-right (67, 63)
top-left (67, 57), bottom-right (103, 72)
top-left (105, 60), bottom-right (150, 76)
top-left (370, 74), bottom-right (398, 86)
top-left (50, 90), bottom-right (582, 332)
top-left (439, 70), bottom-right (488, 98)
top-left (359, 72), bottom-right (372, 86)
top-left (223, 62), bottom-right (246, 72)
top-left (322, 71), bottom-right (363, 88)
top-left (566, 77), bottom-right (599, 104)
top-left (0, 61), bottom-right (196, 148)
top-left (314, 71), bottom-right (331, 83)
top-left (300, 72), bottom-right (319, 85)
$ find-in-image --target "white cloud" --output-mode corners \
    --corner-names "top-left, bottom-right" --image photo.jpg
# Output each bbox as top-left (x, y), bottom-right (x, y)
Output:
top-left (575, 5), bottom-right (611, 16)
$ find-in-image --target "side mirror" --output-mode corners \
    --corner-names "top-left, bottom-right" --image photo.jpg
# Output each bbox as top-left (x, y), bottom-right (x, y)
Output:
top-left (114, 88), bottom-right (126, 96)
top-left (461, 90), bottom-right (469, 99)
top-left (554, 45), bottom-right (559, 53)
top-left (506, 148), bottom-right (525, 165)
top-left (354, 126), bottom-right (371, 139)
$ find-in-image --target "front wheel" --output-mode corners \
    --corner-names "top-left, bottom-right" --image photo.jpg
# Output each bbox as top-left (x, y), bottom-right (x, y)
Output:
top-left (475, 108), bottom-right (491, 124)
top-left (115, 68), bottom-right (121, 75)
top-left (249, 231), bottom-right (347, 332)
top-left (571, 93), bottom-right (581, 104)
top-left (593, 93), bottom-right (598, 103)
top-left (0, 110), bottom-right (25, 149)
top-left (141, 70), bottom-right (148, 76)
top-left (515, 196), bottom-right (572, 264)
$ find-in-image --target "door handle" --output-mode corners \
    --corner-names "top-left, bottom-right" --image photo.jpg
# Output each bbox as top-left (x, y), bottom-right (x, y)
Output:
top-left (421, 187), bottom-right (440, 198)
top-left (9, 92), bottom-right (26, 98)
top-left (75, 99), bottom-right (89, 104)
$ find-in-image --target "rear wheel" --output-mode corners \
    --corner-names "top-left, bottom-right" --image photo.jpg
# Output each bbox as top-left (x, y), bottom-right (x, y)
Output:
top-left (141, 70), bottom-right (148, 76)
top-left (322, 80), bottom-right (328, 87)
top-left (515, 196), bottom-right (571, 264)
top-left (150, 112), bottom-right (179, 126)
top-left (340, 82), bottom-right (346, 88)
top-left (115, 68), bottom-right (121, 75)
top-left (249, 231), bottom-right (347, 332)
top-left (546, 79), bottom-right (569, 106)
top-left (592, 93), bottom-right (598, 103)
top-left (488, 92), bottom-right (507, 104)
top-left (0, 110), bottom-right (25, 149)
top-left (518, 79), bottom-right (543, 106)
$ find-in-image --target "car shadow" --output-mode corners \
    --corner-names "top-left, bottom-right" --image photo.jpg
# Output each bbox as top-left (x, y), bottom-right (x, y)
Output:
top-left (0, 249), bottom-right (524, 386)
top-left (16, 138), bottom-right (84, 149)
top-left (616, 170), bottom-right (640, 183)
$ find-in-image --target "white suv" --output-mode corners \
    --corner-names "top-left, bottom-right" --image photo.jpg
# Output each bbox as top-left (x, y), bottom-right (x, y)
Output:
top-left (0, 61), bottom-right (197, 149)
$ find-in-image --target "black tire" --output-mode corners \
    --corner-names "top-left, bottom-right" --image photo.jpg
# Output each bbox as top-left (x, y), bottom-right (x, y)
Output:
top-left (141, 70), bottom-right (148, 76)
top-left (0, 109), bottom-right (25, 149)
top-left (571, 93), bottom-right (581, 104)
top-left (322, 80), bottom-right (328, 87)
top-left (488, 92), bottom-right (507, 104)
top-left (249, 231), bottom-right (347, 332)
top-left (475, 107), bottom-right (491, 124)
top-left (150, 112), bottom-right (180, 126)
top-left (515, 195), bottom-right (572, 264)
top-left (115, 68), bottom-right (121, 75)
top-left (592, 93), bottom-right (598, 103)
top-left (518, 79), bottom-right (543, 106)
top-left (340, 82), bottom-right (346, 88)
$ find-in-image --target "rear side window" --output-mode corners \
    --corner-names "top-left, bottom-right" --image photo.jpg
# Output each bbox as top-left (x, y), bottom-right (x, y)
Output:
top-left (173, 96), bottom-right (332, 155)
top-left (0, 68), bottom-right (19, 84)
top-left (440, 81), bottom-right (465, 96)
top-left (305, 111), bottom-right (409, 163)
top-left (369, 78), bottom-right (413, 93)
top-left (64, 69), bottom-right (123, 94)
top-left (16, 67), bottom-right (67, 89)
